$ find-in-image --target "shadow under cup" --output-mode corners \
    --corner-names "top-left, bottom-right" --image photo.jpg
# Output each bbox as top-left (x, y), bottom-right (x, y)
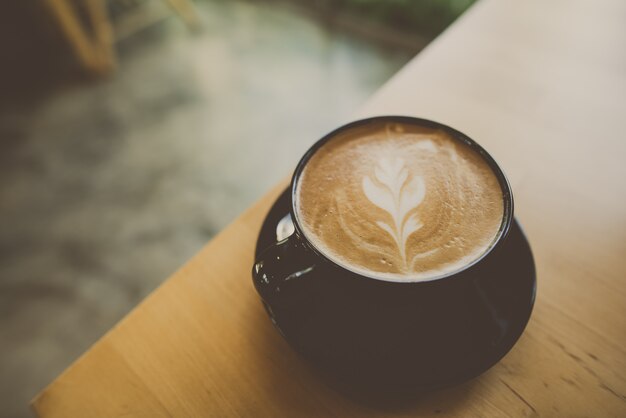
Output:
top-left (253, 116), bottom-right (516, 391)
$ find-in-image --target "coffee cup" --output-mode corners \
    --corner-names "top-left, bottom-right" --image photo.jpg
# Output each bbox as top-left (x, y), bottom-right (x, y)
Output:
top-left (252, 116), bottom-right (516, 390)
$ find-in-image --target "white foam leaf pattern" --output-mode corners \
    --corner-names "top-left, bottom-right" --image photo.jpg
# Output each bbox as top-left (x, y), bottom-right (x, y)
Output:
top-left (402, 215), bottom-right (423, 243)
top-left (362, 176), bottom-right (395, 215)
top-left (399, 176), bottom-right (426, 219)
top-left (376, 221), bottom-right (398, 246)
top-left (374, 158), bottom-right (407, 193)
top-left (362, 157), bottom-right (427, 271)
top-left (410, 248), bottom-right (439, 268)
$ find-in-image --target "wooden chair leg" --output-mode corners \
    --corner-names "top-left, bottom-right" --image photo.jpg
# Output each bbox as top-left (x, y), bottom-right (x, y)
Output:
top-left (85, 0), bottom-right (117, 73)
top-left (43, 0), bottom-right (198, 75)
top-left (42, 0), bottom-right (115, 76)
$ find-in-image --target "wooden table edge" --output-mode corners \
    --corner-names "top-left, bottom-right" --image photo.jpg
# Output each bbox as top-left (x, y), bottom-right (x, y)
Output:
top-left (30, 179), bottom-right (290, 412)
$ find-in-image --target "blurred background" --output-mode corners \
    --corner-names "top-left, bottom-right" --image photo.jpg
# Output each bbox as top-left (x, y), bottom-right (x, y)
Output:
top-left (0, 0), bottom-right (474, 416)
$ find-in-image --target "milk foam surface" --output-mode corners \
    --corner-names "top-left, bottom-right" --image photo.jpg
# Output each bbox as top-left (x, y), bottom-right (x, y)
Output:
top-left (295, 121), bottom-right (505, 281)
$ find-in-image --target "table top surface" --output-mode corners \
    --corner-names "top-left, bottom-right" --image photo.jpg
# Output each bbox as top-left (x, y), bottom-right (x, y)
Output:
top-left (33, 0), bottom-right (626, 416)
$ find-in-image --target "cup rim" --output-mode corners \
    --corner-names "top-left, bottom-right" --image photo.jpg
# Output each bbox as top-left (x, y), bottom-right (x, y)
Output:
top-left (289, 115), bottom-right (514, 284)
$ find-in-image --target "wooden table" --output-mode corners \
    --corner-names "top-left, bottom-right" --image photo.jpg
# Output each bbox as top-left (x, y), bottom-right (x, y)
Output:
top-left (33, 0), bottom-right (626, 416)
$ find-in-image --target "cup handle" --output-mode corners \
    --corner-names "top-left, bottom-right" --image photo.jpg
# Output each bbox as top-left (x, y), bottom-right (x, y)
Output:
top-left (252, 234), bottom-right (319, 309)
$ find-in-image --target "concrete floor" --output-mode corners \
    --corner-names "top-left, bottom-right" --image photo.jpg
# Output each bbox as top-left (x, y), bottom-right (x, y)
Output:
top-left (0, 1), bottom-right (414, 416)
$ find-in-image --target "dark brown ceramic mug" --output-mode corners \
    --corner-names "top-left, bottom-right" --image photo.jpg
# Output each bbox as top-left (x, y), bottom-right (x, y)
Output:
top-left (252, 116), bottom-right (535, 391)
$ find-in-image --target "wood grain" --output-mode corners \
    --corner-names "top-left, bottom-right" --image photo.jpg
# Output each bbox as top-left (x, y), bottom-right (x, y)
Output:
top-left (33, 0), bottom-right (626, 416)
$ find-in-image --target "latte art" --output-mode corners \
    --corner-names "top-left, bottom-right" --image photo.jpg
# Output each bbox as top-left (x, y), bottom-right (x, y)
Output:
top-left (295, 121), bottom-right (505, 281)
top-left (362, 157), bottom-right (427, 272)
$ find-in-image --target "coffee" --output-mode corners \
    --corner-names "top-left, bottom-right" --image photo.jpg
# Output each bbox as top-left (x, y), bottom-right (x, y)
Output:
top-left (294, 120), bottom-right (504, 281)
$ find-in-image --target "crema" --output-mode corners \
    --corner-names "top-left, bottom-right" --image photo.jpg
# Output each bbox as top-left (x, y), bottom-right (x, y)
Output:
top-left (294, 121), bottom-right (504, 281)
